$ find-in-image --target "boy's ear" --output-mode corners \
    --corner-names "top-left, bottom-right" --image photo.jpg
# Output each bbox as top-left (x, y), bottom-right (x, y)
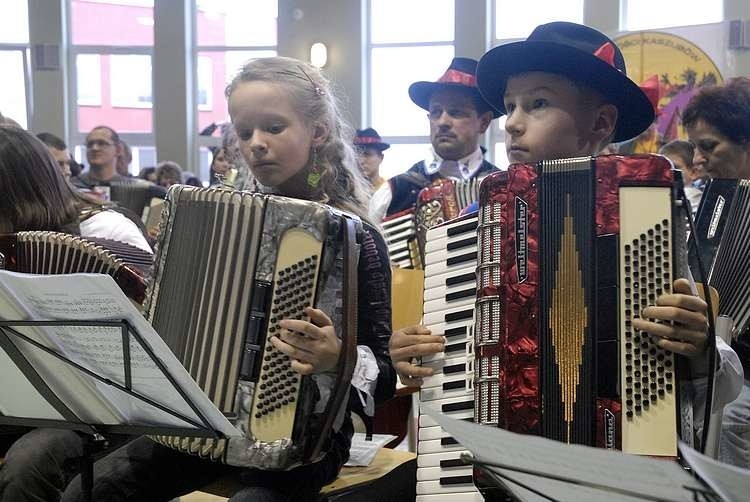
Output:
top-left (311, 122), bottom-right (330, 147)
top-left (592, 103), bottom-right (618, 143)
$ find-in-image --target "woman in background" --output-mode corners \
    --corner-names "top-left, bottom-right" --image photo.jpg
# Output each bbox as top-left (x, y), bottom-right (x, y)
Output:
top-left (682, 77), bottom-right (750, 469)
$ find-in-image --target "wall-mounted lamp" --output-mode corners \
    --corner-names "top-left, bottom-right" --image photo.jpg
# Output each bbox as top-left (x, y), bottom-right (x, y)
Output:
top-left (310, 42), bottom-right (328, 68)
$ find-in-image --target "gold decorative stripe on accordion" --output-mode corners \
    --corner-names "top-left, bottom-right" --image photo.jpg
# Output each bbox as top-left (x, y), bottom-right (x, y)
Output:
top-left (475, 154), bottom-right (690, 457)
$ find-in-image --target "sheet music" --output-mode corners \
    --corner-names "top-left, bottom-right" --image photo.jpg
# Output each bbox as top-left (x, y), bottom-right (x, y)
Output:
top-left (483, 469), bottom-right (661, 502)
top-left (679, 442), bottom-right (750, 502)
top-left (424, 405), bottom-right (709, 502)
top-left (0, 343), bottom-right (64, 420)
top-left (344, 433), bottom-right (397, 467)
top-left (0, 270), bottom-right (239, 437)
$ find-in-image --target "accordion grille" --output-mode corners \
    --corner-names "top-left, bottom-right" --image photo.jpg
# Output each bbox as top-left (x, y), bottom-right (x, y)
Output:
top-left (147, 189), bottom-right (264, 413)
top-left (110, 180), bottom-right (152, 216)
top-left (13, 231), bottom-right (122, 276)
top-left (709, 180), bottom-right (750, 335)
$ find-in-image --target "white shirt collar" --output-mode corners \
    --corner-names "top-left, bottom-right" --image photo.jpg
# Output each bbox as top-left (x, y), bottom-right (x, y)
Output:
top-left (423, 146), bottom-right (484, 180)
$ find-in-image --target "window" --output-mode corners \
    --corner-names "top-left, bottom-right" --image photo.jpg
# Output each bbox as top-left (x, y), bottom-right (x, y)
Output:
top-left (197, 56), bottom-right (212, 111)
top-left (110, 54), bottom-right (152, 108)
top-left (370, 45), bottom-right (455, 137)
top-left (76, 54), bottom-right (102, 106)
top-left (69, 0), bottom-right (154, 145)
top-left (195, 0), bottom-right (278, 183)
top-left (0, 1), bottom-right (29, 128)
top-left (370, 0), bottom-right (453, 44)
top-left (379, 143), bottom-right (432, 180)
top-left (196, 0), bottom-right (277, 46)
top-left (0, 50), bottom-right (29, 128)
top-left (367, 0), bottom-right (454, 179)
top-left (73, 144), bottom-right (156, 175)
top-left (0, 0), bottom-right (29, 43)
top-left (621, 0), bottom-right (722, 31)
top-left (71, 0), bottom-right (154, 46)
top-left (494, 0), bottom-right (584, 41)
top-left (493, 141), bottom-right (510, 171)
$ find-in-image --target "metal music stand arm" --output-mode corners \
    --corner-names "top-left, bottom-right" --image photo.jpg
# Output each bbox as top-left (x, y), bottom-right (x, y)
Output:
top-left (0, 318), bottom-right (225, 502)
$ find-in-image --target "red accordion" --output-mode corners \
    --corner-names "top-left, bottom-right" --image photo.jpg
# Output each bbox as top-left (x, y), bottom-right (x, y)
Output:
top-left (475, 154), bottom-right (689, 457)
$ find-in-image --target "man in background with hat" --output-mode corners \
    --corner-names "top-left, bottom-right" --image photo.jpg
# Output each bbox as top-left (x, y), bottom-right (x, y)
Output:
top-left (369, 57), bottom-right (500, 223)
top-left (386, 57), bottom-right (500, 387)
top-left (354, 127), bottom-right (389, 191)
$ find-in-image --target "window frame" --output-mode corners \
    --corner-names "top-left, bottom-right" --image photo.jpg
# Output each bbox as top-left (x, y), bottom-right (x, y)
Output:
top-left (68, 44), bottom-right (155, 145)
top-left (66, 0), bottom-right (156, 171)
top-left (364, 0), bottom-right (455, 179)
top-left (192, 0), bottom-right (279, 183)
top-left (0, 44), bottom-right (32, 129)
top-left (619, 0), bottom-right (723, 32)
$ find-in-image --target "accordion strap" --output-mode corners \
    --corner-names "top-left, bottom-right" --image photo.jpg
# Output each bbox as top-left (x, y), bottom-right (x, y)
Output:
top-left (308, 218), bottom-right (360, 461)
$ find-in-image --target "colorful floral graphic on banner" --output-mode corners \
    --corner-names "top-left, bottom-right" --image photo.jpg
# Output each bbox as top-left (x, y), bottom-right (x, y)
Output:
top-left (614, 31), bottom-right (723, 153)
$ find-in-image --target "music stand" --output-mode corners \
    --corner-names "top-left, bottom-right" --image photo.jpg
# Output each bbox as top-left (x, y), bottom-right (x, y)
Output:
top-left (0, 318), bottom-right (227, 502)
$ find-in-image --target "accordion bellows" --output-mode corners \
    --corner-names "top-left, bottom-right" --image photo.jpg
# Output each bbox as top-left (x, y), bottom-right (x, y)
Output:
top-left (0, 231), bottom-right (148, 304)
top-left (145, 186), bottom-right (361, 469)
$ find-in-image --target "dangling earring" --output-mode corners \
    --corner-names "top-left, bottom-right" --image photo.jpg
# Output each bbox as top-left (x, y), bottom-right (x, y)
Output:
top-left (307, 147), bottom-right (322, 188)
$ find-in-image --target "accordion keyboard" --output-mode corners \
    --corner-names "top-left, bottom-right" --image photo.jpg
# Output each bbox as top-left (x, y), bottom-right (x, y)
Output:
top-left (249, 228), bottom-right (323, 443)
top-left (417, 214), bottom-right (480, 501)
top-left (382, 210), bottom-right (418, 269)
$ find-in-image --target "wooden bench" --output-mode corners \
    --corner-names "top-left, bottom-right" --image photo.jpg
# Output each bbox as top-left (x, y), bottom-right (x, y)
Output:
top-left (197, 448), bottom-right (416, 501)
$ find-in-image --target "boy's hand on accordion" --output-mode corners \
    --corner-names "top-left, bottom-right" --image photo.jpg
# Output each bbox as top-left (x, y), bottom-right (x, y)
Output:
top-left (389, 325), bottom-right (446, 387)
top-left (273, 307), bottom-right (341, 375)
top-left (632, 278), bottom-right (709, 360)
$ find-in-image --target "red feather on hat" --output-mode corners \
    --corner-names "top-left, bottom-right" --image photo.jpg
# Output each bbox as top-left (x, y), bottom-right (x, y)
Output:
top-left (639, 74), bottom-right (661, 115)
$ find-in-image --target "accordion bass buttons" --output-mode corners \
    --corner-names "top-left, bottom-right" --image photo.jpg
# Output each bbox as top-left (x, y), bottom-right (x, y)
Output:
top-left (248, 228), bottom-right (323, 443)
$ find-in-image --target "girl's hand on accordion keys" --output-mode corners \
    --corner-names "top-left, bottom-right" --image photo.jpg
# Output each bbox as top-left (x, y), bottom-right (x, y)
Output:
top-left (272, 307), bottom-right (341, 375)
top-left (632, 278), bottom-right (709, 361)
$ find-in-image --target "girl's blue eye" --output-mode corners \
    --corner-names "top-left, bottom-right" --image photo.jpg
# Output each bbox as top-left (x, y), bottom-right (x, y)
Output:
top-left (532, 98), bottom-right (548, 109)
top-left (268, 124), bottom-right (285, 134)
top-left (505, 103), bottom-right (515, 113)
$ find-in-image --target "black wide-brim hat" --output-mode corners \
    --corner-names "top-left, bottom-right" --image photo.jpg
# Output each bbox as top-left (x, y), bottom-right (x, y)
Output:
top-left (354, 128), bottom-right (390, 151)
top-left (409, 57), bottom-right (501, 118)
top-left (476, 22), bottom-right (654, 142)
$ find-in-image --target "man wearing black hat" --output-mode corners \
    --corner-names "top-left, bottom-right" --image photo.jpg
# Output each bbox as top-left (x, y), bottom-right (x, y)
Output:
top-left (369, 57), bottom-right (500, 223)
top-left (386, 58), bottom-right (500, 388)
top-left (354, 128), bottom-right (389, 191)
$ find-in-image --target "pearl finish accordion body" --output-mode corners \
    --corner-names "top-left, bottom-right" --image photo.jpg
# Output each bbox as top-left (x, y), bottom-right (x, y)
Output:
top-left (146, 186), bottom-right (361, 469)
top-left (382, 178), bottom-right (482, 271)
top-left (475, 154), bottom-right (690, 458)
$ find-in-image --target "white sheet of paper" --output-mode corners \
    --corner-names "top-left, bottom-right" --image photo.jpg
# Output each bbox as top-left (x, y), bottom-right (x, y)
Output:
top-left (344, 433), bottom-right (396, 467)
top-left (0, 271), bottom-right (240, 437)
top-left (424, 405), bottom-right (707, 502)
top-left (679, 441), bottom-right (750, 502)
top-left (0, 346), bottom-right (64, 420)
